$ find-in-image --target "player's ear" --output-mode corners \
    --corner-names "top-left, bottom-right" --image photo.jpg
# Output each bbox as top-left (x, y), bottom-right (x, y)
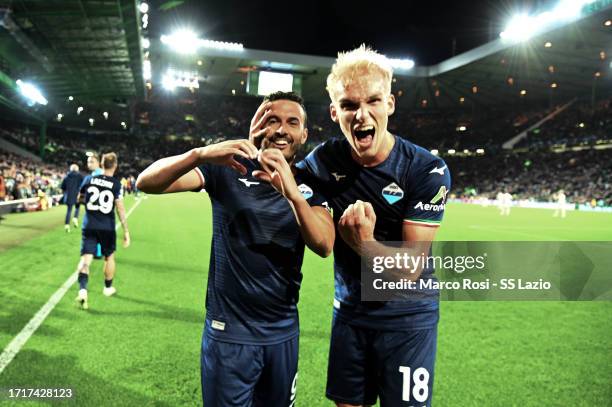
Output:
top-left (330, 103), bottom-right (339, 123)
top-left (387, 93), bottom-right (395, 116)
top-left (300, 127), bottom-right (308, 145)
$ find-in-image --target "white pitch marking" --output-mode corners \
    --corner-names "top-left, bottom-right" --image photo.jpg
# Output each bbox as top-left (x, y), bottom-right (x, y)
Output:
top-left (0, 197), bottom-right (142, 375)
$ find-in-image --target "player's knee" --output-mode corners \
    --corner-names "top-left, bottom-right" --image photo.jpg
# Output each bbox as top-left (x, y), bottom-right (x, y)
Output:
top-left (78, 262), bottom-right (90, 274)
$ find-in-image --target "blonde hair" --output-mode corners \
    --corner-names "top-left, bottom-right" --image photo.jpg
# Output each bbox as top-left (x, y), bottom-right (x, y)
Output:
top-left (101, 152), bottom-right (118, 170)
top-left (326, 44), bottom-right (394, 101)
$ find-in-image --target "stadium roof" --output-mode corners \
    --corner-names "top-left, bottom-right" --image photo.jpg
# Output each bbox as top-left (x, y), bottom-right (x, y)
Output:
top-left (155, 3), bottom-right (612, 108)
top-left (0, 0), bottom-right (144, 106)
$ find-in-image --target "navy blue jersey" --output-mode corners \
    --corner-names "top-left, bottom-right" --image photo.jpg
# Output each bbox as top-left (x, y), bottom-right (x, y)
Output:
top-left (296, 136), bottom-right (451, 330)
top-left (80, 174), bottom-right (122, 231)
top-left (61, 171), bottom-right (83, 205)
top-left (195, 159), bottom-right (328, 345)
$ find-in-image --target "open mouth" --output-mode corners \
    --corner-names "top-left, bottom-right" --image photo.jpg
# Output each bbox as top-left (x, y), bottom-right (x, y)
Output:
top-left (353, 125), bottom-right (375, 148)
top-left (267, 136), bottom-right (293, 150)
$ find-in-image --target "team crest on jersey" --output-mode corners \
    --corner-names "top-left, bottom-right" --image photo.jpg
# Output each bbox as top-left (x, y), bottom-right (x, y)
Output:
top-left (298, 184), bottom-right (313, 200)
top-left (381, 182), bottom-right (404, 205)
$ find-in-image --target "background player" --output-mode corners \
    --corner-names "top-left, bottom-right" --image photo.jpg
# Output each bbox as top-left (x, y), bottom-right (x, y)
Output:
top-left (75, 153), bottom-right (130, 309)
top-left (553, 189), bottom-right (567, 218)
top-left (136, 92), bottom-right (334, 406)
top-left (86, 153), bottom-right (104, 258)
top-left (61, 163), bottom-right (83, 231)
top-left (294, 45), bottom-right (451, 407)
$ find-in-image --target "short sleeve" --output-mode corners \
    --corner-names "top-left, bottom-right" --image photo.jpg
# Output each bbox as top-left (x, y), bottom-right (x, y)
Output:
top-left (403, 158), bottom-right (451, 227)
top-left (295, 179), bottom-right (329, 212)
top-left (194, 163), bottom-right (215, 195)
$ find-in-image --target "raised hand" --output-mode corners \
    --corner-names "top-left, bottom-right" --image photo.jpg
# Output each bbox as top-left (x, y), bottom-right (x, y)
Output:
top-left (196, 139), bottom-right (258, 175)
top-left (252, 149), bottom-right (301, 202)
top-left (249, 102), bottom-right (273, 148)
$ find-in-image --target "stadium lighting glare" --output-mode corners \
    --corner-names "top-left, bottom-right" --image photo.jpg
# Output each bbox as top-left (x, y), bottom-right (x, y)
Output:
top-left (500, 14), bottom-right (538, 42)
top-left (88, 118), bottom-right (94, 126)
top-left (143, 60), bottom-right (152, 80)
top-left (605, 19), bottom-right (612, 27)
top-left (161, 30), bottom-right (244, 54)
top-left (231, 89), bottom-right (236, 95)
top-left (448, 149), bottom-right (456, 155)
top-left (56, 113), bottom-right (63, 122)
top-left (161, 30), bottom-right (199, 54)
top-left (457, 125), bottom-right (467, 132)
top-left (500, 1), bottom-right (596, 42)
top-left (430, 149), bottom-right (439, 156)
top-left (77, 106), bottom-right (83, 115)
top-left (142, 38), bottom-right (150, 49)
top-left (544, 41), bottom-right (552, 48)
top-left (121, 121), bottom-right (127, 129)
top-left (15, 79), bottom-right (48, 105)
top-left (162, 74), bottom-right (176, 91)
top-left (459, 97), bottom-right (465, 103)
top-left (578, 122), bottom-right (585, 128)
top-left (551, 82), bottom-right (558, 88)
top-left (68, 95), bottom-right (74, 101)
top-left (463, 149), bottom-right (470, 154)
top-left (197, 60), bottom-right (203, 66)
top-left (520, 89), bottom-right (527, 96)
top-left (476, 148), bottom-right (485, 154)
top-left (388, 58), bottom-right (415, 70)
top-left (103, 112), bottom-right (109, 119)
top-left (139, 2), bottom-right (149, 14)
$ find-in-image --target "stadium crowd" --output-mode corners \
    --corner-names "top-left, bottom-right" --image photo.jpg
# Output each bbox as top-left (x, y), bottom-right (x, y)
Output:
top-left (1, 94), bottom-right (611, 207)
top-left (0, 151), bottom-right (64, 207)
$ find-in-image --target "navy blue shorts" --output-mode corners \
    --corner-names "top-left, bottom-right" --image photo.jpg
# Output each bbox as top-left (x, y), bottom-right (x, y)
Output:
top-left (326, 317), bottom-right (437, 407)
top-left (201, 330), bottom-right (299, 406)
top-left (80, 229), bottom-right (116, 257)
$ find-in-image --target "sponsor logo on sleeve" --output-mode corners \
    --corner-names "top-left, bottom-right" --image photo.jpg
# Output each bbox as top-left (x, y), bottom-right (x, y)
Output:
top-left (413, 185), bottom-right (448, 211)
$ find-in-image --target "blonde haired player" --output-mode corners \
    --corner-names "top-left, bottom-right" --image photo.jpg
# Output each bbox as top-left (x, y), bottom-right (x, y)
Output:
top-left (296, 45), bottom-right (450, 407)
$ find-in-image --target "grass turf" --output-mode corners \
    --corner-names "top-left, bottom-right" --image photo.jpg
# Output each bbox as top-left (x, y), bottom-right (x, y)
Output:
top-left (0, 194), bottom-right (610, 406)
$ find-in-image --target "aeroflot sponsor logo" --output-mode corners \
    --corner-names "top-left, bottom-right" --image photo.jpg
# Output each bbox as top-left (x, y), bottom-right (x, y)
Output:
top-left (414, 185), bottom-right (448, 211)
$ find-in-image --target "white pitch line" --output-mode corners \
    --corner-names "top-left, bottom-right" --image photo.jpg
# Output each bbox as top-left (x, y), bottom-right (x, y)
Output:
top-left (0, 197), bottom-right (143, 375)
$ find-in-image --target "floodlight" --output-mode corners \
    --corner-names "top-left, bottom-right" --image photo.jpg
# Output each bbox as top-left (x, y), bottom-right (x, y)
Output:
top-left (161, 30), bottom-right (199, 54)
top-left (139, 2), bottom-right (149, 14)
top-left (15, 79), bottom-right (48, 105)
top-left (388, 58), bottom-right (415, 70)
top-left (162, 74), bottom-right (176, 91)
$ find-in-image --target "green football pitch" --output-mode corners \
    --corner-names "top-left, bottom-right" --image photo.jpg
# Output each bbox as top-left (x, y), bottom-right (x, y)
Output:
top-left (0, 194), bottom-right (610, 406)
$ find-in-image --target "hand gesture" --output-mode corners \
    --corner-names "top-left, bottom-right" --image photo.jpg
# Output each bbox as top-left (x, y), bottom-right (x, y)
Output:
top-left (252, 149), bottom-right (301, 202)
top-left (249, 102), bottom-right (273, 148)
top-left (338, 200), bottom-right (376, 252)
top-left (196, 139), bottom-right (258, 175)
